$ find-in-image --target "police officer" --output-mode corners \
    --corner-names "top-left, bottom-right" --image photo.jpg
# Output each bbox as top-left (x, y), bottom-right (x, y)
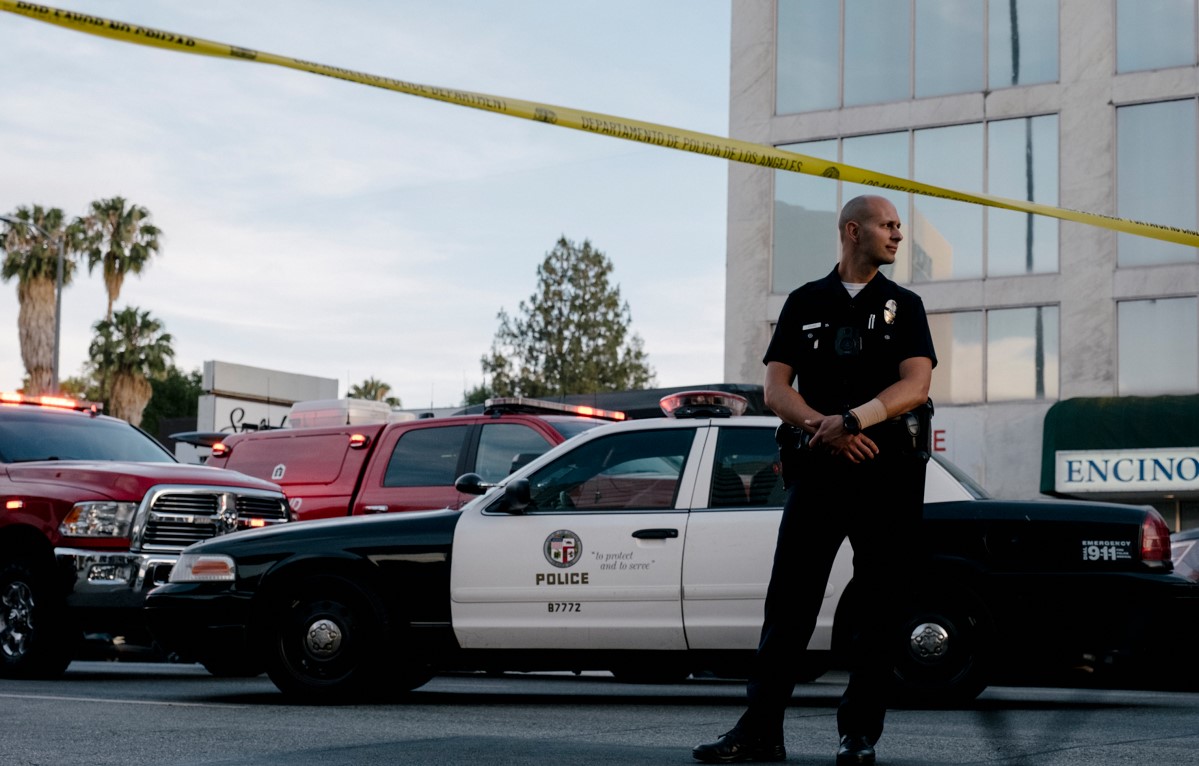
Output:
top-left (693, 195), bottom-right (936, 765)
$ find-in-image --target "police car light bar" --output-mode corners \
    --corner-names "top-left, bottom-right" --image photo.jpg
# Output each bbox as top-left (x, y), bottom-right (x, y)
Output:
top-left (483, 397), bottom-right (627, 421)
top-left (659, 390), bottom-right (749, 419)
top-left (0, 391), bottom-right (100, 413)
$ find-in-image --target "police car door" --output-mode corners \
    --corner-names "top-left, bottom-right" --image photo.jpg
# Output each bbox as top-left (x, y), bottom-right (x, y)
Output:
top-left (451, 423), bottom-right (703, 651)
top-left (681, 420), bottom-right (852, 653)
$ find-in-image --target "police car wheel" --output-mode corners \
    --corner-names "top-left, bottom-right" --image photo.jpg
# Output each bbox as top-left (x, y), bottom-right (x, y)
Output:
top-left (0, 558), bottom-right (74, 679)
top-left (263, 574), bottom-right (387, 700)
top-left (888, 588), bottom-right (992, 707)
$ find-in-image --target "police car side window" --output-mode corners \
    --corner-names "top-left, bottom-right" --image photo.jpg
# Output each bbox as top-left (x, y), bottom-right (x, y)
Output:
top-left (524, 429), bottom-right (693, 512)
top-left (383, 425), bottom-right (470, 487)
top-left (475, 423), bottom-right (552, 483)
top-left (709, 427), bottom-right (785, 509)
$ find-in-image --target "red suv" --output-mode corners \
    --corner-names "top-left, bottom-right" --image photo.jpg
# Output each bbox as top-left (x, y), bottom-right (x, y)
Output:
top-left (205, 398), bottom-right (619, 521)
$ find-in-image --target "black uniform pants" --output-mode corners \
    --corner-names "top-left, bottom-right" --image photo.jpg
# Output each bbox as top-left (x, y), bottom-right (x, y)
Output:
top-left (737, 438), bottom-right (926, 743)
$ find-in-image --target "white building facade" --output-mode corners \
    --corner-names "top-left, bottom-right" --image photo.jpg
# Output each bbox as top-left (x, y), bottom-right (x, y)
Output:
top-left (726, 0), bottom-right (1199, 527)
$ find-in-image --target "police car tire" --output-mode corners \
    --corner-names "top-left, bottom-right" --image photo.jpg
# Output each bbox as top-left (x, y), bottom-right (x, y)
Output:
top-left (887, 587), bottom-right (993, 707)
top-left (201, 656), bottom-right (265, 678)
top-left (263, 574), bottom-right (390, 700)
top-left (0, 558), bottom-right (75, 679)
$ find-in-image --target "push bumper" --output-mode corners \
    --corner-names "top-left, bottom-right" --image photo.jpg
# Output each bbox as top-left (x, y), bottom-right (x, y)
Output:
top-left (143, 583), bottom-right (257, 663)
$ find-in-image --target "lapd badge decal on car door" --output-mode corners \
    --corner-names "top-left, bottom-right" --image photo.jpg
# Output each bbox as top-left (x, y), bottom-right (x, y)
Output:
top-left (544, 530), bottom-right (582, 568)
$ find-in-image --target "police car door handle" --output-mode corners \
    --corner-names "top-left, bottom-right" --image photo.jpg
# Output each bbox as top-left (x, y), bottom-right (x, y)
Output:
top-left (363, 505), bottom-right (388, 514)
top-left (632, 528), bottom-right (678, 539)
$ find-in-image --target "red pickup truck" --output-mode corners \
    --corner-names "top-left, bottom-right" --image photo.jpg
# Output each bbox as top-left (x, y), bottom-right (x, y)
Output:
top-left (204, 398), bottom-right (620, 521)
top-left (0, 392), bottom-right (289, 678)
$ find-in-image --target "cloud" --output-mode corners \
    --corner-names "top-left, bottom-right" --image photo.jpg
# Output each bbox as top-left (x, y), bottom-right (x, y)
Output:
top-left (1, 1), bottom-right (730, 407)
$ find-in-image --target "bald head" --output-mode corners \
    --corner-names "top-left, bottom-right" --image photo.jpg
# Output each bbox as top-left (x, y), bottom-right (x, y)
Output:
top-left (838, 195), bottom-right (894, 233)
top-left (836, 195), bottom-right (903, 279)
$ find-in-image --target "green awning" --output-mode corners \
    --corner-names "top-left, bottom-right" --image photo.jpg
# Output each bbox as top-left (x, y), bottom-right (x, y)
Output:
top-left (1041, 395), bottom-right (1199, 497)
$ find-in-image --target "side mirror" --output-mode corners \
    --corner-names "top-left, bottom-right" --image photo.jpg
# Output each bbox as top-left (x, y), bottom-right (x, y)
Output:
top-left (501, 478), bottom-right (532, 514)
top-left (454, 472), bottom-right (491, 496)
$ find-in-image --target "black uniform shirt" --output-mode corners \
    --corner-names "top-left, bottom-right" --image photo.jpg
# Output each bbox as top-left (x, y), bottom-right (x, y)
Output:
top-left (763, 266), bottom-right (937, 416)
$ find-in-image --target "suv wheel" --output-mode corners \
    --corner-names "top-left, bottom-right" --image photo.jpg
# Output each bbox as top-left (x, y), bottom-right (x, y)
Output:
top-left (0, 559), bottom-right (74, 679)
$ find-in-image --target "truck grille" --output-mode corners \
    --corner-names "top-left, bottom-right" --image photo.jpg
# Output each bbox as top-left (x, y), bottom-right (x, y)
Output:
top-left (134, 486), bottom-right (289, 552)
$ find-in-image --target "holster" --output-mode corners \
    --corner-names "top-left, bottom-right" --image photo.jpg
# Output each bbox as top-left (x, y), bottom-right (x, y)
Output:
top-left (774, 423), bottom-right (810, 490)
top-left (901, 397), bottom-right (935, 461)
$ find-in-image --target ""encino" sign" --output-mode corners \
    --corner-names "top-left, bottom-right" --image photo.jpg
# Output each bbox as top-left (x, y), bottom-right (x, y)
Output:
top-left (1055, 448), bottom-right (1199, 494)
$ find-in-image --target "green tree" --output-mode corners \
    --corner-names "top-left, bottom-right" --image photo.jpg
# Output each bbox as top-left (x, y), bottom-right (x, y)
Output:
top-left (140, 366), bottom-right (203, 437)
top-left (481, 236), bottom-right (655, 397)
top-left (81, 197), bottom-right (161, 322)
top-left (463, 383), bottom-right (492, 407)
top-left (348, 376), bottom-right (401, 407)
top-left (88, 307), bottom-right (175, 427)
top-left (60, 373), bottom-right (102, 403)
top-left (1, 205), bottom-right (82, 395)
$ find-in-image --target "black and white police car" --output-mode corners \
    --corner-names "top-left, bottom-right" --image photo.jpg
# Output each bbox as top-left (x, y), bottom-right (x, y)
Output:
top-left (146, 392), bottom-right (1199, 703)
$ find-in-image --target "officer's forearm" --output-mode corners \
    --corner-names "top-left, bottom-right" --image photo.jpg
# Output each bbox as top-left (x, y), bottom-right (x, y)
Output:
top-left (764, 361), bottom-right (823, 429)
top-left (871, 356), bottom-right (933, 418)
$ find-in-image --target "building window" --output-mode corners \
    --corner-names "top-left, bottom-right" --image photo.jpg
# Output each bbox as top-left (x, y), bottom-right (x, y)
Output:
top-left (773, 139), bottom-right (839, 290)
top-left (986, 306), bottom-right (1059, 401)
top-left (1116, 0), bottom-right (1196, 73)
top-left (1118, 297), bottom-right (1199, 395)
top-left (777, 0), bottom-right (1058, 115)
top-left (777, 0), bottom-right (840, 113)
top-left (989, 0), bottom-right (1059, 86)
top-left (928, 307), bottom-right (1059, 404)
top-left (1117, 100), bottom-right (1198, 267)
top-left (987, 116), bottom-right (1060, 276)
top-left (773, 115), bottom-right (1058, 291)
top-left (844, 0), bottom-right (911, 106)
top-left (915, 0), bottom-right (985, 99)
top-left (914, 124), bottom-right (984, 280)
top-left (928, 311), bottom-right (984, 404)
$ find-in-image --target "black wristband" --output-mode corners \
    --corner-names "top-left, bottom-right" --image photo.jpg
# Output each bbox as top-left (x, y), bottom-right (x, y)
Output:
top-left (842, 410), bottom-right (861, 434)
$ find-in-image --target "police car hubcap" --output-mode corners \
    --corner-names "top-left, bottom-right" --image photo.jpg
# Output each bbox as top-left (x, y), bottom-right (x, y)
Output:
top-left (304, 619), bottom-right (343, 657)
top-left (909, 622), bottom-right (950, 660)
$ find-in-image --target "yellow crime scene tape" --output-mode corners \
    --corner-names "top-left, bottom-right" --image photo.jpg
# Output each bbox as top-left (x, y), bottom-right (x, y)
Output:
top-left (5, 0), bottom-right (1199, 248)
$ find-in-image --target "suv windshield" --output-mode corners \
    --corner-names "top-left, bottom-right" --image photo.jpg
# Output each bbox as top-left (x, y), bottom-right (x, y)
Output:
top-left (0, 410), bottom-right (175, 463)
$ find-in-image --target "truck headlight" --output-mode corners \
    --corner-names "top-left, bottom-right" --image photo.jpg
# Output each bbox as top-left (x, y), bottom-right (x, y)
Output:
top-left (170, 552), bottom-right (236, 582)
top-left (59, 501), bottom-right (137, 537)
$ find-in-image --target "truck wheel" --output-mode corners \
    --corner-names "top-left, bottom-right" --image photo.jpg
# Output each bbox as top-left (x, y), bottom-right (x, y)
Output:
top-left (888, 588), bottom-right (992, 707)
top-left (263, 575), bottom-right (431, 700)
top-left (0, 559), bottom-right (74, 679)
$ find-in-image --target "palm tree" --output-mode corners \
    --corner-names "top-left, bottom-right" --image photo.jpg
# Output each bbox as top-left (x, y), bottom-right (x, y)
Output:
top-left (88, 307), bottom-right (175, 427)
top-left (81, 197), bottom-right (161, 321)
top-left (348, 376), bottom-right (401, 407)
top-left (1, 205), bottom-right (81, 395)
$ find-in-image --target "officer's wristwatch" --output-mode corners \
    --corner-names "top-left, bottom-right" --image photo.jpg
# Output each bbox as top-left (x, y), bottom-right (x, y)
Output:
top-left (842, 409), bottom-right (861, 435)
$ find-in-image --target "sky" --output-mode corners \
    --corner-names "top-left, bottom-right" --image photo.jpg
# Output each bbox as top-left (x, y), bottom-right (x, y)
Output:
top-left (0, 1), bottom-right (731, 409)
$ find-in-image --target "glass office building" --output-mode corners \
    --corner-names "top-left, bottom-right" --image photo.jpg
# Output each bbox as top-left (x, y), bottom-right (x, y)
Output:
top-left (727, 0), bottom-right (1199, 526)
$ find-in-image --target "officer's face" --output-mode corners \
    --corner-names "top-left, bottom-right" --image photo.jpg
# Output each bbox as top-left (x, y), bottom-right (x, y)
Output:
top-left (852, 200), bottom-right (903, 267)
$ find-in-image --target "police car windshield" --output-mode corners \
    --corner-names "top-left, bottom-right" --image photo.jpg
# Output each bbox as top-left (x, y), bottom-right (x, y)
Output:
top-left (0, 411), bottom-right (175, 464)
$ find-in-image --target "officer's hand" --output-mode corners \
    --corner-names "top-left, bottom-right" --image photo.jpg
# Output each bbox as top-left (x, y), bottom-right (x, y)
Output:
top-left (806, 415), bottom-right (879, 463)
top-left (835, 433), bottom-right (880, 463)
